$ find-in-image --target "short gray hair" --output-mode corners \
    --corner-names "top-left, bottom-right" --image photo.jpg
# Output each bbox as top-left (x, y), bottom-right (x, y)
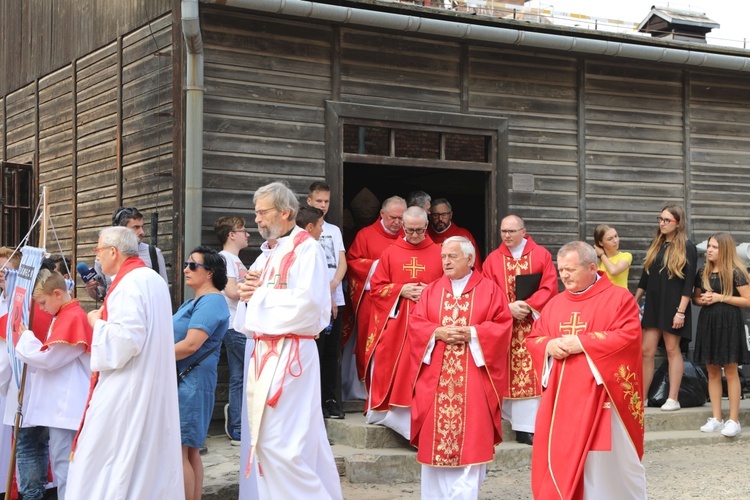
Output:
top-left (558, 241), bottom-right (597, 267)
top-left (444, 236), bottom-right (475, 265)
top-left (407, 190), bottom-right (431, 209)
top-left (254, 182), bottom-right (299, 220)
top-left (404, 206), bottom-right (428, 224)
top-left (100, 226), bottom-right (139, 257)
top-left (381, 196), bottom-right (406, 211)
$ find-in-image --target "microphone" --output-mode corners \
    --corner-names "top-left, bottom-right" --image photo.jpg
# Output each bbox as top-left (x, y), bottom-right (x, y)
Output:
top-left (76, 262), bottom-right (98, 283)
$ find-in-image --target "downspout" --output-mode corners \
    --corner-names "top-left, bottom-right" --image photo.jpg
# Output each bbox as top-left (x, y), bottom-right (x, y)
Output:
top-left (201, 0), bottom-right (750, 72)
top-left (182, 0), bottom-right (204, 298)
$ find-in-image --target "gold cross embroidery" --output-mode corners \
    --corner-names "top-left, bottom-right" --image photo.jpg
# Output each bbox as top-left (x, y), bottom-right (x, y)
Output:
top-left (402, 256), bottom-right (426, 279)
top-left (559, 312), bottom-right (588, 336)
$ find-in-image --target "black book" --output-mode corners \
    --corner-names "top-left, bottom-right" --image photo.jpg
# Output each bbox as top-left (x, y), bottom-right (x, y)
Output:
top-left (516, 273), bottom-right (542, 301)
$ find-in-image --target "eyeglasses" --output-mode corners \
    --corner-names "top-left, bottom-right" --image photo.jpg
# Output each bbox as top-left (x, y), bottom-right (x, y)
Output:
top-left (430, 211), bottom-right (452, 219)
top-left (184, 261), bottom-right (211, 271)
top-left (113, 207), bottom-right (139, 226)
top-left (255, 207), bottom-right (277, 218)
top-left (501, 228), bottom-right (524, 235)
top-left (93, 245), bottom-right (114, 255)
top-left (657, 217), bottom-right (677, 225)
top-left (231, 229), bottom-right (250, 237)
top-left (404, 227), bottom-right (427, 235)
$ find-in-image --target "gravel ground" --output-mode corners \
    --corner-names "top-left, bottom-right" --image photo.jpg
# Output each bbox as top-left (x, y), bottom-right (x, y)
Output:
top-left (341, 440), bottom-right (750, 499)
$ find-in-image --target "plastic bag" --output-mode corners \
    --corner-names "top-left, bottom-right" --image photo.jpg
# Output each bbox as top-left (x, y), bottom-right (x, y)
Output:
top-left (647, 358), bottom-right (708, 407)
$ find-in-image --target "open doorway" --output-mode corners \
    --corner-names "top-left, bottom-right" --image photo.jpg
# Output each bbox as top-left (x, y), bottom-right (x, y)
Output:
top-left (343, 162), bottom-right (490, 257)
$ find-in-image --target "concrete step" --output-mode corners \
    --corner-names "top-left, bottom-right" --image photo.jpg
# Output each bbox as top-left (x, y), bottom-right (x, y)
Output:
top-left (333, 428), bottom-right (747, 484)
top-left (329, 400), bottom-right (750, 450)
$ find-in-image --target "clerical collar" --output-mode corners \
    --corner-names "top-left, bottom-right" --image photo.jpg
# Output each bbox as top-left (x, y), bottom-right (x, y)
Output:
top-left (434, 222), bottom-right (452, 235)
top-left (380, 219), bottom-right (398, 235)
top-left (450, 271), bottom-right (472, 296)
top-left (509, 238), bottom-right (528, 259)
top-left (569, 274), bottom-right (600, 295)
top-left (278, 226), bottom-right (295, 240)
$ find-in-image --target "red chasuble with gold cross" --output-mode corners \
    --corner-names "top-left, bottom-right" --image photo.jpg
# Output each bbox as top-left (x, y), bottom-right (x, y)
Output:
top-left (365, 236), bottom-right (442, 410)
top-left (482, 235), bottom-right (557, 399)
top-left (526, 273), bottom-right (644, 500)
top-left (344, 219), bottom-right (403, 379)
top-left (410, 272), bottom-right (513, 466)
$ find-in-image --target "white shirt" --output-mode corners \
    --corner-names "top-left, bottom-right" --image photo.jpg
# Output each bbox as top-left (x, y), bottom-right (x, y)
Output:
top-left (320, 221), bottom-right (346, 306)
top-left (220, 250), bottom-right (247, 327)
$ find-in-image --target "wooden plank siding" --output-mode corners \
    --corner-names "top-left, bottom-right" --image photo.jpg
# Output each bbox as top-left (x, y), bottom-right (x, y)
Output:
top-left (121, 16), bottom-right (176, 288)
top-left (74, 41), bottom-right (121, 309)
top-left (583, 61), bottom-right (686, 288)
top-left (0, 14), bottom-right (176, 309)
top-left (0, 0), bottom-right (171, 96)
top-left (689, 72), bottom-right (750, 247)
top-left (38, 65), bottom-right (75, 260)
top-left (200, 9), bottom-right (332, 251)
top-left (468, 47), bottom-right (579, 250)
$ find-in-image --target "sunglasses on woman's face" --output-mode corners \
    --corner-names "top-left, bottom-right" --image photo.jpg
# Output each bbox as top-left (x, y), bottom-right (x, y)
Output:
top-left (184, 261), bottom-right (210, 271)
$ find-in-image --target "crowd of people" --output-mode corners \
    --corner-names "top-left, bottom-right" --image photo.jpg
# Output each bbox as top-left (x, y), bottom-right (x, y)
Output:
top-left (0, 183), bottom-right (745, 499)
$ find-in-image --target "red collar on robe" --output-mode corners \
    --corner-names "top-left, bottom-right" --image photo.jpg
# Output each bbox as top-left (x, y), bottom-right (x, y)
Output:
top-left (42, 300), bottom-right (94, 354)
top-left (102, 256), bottom-right (147, 321)
top-left (498, 234), bottom-right (539, 258)
top-left (0, 302), bottom-right (54, 345)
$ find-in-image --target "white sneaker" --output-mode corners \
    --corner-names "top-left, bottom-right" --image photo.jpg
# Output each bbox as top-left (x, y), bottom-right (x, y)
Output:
top-left (660, 398), bottom-right (680, 411)
top-left (721, 419), bottom-right (741, 437)
top-left (700, 417), bottom-right (724, 432)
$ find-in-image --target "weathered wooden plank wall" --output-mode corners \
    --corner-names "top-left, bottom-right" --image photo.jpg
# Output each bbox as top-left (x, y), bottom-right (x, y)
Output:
top-left (75, 41), bottom-right (121, 306)
top-left (689, 73), bottom-right (750, 247)
top-left (200, 10), bottom-right (332, 253)
top-left (583, 62), bottom-right (686, 286)
top-left (38, 66), bottom-right (75, 258)
top-left (340, 30), bottom-right (461, 113)
top-left (0, 15), bottom-right (175, 308)
top-left (469, 47), bottom-right (579, 249)
top-left (4, 83), bottom-right (36, 163)
top-left (121, 16), bottom-right (175, 280)
top-left (0, 0), bottom-right (172, 96)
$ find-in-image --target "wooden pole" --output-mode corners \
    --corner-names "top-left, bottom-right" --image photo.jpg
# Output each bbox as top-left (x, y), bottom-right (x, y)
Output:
top-left (5, 186), bottom-right (46, 494)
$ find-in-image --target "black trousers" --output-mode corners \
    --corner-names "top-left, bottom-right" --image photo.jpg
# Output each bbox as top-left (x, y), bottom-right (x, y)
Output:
top-left (315, 312), bottom-right (342, 403)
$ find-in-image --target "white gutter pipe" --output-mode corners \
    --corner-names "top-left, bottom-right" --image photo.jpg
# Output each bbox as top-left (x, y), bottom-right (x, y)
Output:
top-left (202, 0), bottom-right (750, 72)
top-left (182, 0), bottom-right (205, 298)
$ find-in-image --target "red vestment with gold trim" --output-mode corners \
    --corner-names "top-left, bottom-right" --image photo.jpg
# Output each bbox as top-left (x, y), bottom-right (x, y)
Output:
top-left (366, 237), bottom-right (442, 410)
top-left (527, 273), bottom-right (644, 500)
top-left (344, 219), bottom-right (402, 379)
top-left (42, 300), bottom-right (93, 353)
top-left (427, 222), bottom-right (483, 272)
top-left (410, 272), bottom-right (512, 466)
top-left (482, 235), bottom-right (557, 399)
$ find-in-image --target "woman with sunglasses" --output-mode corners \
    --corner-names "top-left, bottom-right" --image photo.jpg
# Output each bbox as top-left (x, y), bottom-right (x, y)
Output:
top-left (174, 246), bottom-right (229, 500)
top-left (693, 233), bottom-right (750, 437)
top-left (635, 205), bottom-right (697, 411)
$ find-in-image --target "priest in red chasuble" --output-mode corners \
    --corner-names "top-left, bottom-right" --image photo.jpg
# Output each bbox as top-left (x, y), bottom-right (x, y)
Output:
top-left (342, 196), bottom-right (406, 386)
top-left (364, 207), bottom-right (442, 439)
top-left (410, 237), bottom-right (512, 499)
top-left (482, 214), bottom-right (557, 445)
top-left (427, 198), bottom-right (483, 272)
top-left (527, 241), bottom-right (646, 500)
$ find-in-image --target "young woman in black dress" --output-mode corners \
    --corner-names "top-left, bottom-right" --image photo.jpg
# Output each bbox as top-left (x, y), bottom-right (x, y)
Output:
top-left (693, 233), bottom-right (750, 437)
top-left (634, 205), bottom-right (697, 411)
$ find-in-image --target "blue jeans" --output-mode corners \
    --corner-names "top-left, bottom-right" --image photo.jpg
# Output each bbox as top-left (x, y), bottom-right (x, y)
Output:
top-left (16, 426), bottom-right (50, 500)
top-left (223, 328), bottom-right (246, 440)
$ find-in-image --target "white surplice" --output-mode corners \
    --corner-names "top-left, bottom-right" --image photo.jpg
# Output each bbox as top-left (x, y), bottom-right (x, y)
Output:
top-left (238, 226), bottom-right (341, 500)
top-left (65, 267), bottom-right (184, 500)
